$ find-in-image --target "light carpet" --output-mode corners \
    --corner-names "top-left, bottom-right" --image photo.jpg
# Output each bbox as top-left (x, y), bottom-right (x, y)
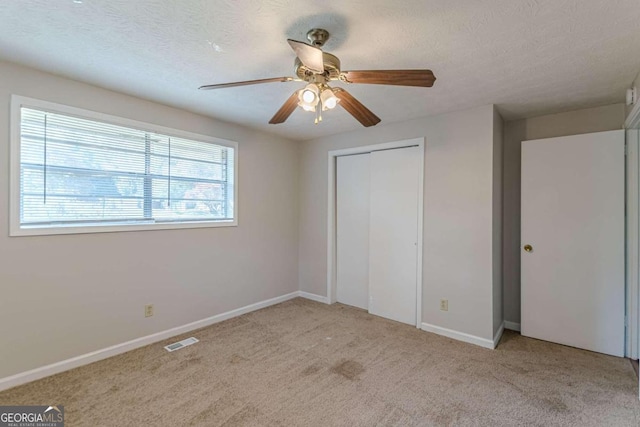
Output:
top-left (1, 298), bottom-right (638, 426)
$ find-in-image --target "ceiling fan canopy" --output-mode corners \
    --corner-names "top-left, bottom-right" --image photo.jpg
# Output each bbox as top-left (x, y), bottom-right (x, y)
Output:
top-left (199, 28), bottom-right (436, 127)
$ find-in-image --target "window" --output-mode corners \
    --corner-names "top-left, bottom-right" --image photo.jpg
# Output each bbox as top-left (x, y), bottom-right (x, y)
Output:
top-left (10, 96), bottom-right (237, 236)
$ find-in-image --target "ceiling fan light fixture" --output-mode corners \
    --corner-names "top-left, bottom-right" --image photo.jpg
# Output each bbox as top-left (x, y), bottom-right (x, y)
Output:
top-left (320, 87), bottom-right (339, 110)
top-left (302, 89), bottom-right (316, 104)
top-left (298, 83), bottom-right (319, 106)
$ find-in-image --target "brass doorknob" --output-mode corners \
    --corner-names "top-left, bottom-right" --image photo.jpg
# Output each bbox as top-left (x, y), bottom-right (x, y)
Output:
top-left (524, 244), bottom-right (533, 252)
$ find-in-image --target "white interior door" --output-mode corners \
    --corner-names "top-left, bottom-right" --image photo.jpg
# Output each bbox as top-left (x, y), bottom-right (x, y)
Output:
top-left (369, 146), bottom-right (420, 325)
top-left (336, 154), bottom-right (370, 309)
top-left (521, 130), bottom-right (625, 357)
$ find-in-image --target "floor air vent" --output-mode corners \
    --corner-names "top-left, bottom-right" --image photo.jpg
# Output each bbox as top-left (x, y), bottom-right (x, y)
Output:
top-left (164, 337), bottom-right (199, 352)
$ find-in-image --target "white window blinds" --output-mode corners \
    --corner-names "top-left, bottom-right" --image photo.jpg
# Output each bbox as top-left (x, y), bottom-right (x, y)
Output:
top-left (19, 107), bottom-right (235, 229)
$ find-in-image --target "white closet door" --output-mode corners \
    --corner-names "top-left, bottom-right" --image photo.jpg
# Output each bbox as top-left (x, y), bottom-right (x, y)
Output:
top-left (336, 154), bottom-right (370, 309)
top-left (521, 130), bottom-right (624, 356)
top-left (369, 146), bottom-right (420, 325)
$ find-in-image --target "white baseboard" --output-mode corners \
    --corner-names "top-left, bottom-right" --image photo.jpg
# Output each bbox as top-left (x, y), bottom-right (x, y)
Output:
top-left (493, 322), bottom-right (505, 348)
top-left (504, 321), bottom-right (521, 332)
top-left (297, 291), bottom-right (330, 304)
top-left (0, 291), bottom-right (300, 392)
top-left (421, 322), bottom-right (496, 349)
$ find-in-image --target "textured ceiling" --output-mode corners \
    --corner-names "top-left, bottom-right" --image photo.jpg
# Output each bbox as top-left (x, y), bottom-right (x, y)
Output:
top-left (1, 0), bottom-right (639, 141)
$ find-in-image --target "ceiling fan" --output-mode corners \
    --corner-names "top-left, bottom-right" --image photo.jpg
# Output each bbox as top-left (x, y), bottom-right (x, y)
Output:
top-left (199, 28), bottom-right (436, 127)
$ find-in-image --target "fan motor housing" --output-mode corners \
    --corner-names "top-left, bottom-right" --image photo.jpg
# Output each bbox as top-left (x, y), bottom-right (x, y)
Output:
top-left (295, 52), bottom-right (341, 81)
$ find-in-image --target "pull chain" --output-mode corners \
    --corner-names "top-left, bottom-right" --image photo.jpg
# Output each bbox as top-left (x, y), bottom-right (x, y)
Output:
top-left (315, 99), bottom-right (323, 124)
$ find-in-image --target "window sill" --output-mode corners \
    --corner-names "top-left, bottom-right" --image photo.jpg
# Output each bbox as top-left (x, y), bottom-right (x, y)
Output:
top-left (9, 219), bottom-right (237, 237)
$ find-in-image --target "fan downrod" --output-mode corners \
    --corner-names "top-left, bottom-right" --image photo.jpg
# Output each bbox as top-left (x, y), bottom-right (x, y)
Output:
top-left (307, 28), bottom-right (329, 47)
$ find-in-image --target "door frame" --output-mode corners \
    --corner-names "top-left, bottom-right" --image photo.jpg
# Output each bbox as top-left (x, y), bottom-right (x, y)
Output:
top-left (626, 102), bottom-right (640, 361)
top-left (626, 128), bottom-right (639, 360)
top-left (327, 138), bottom-right (425, 328)
top-left (625, 101), bottom-right (640, 400)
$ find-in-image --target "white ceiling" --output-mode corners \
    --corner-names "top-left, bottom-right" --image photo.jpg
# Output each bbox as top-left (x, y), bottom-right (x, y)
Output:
top-left (1, 0), bottom-right (639, 141)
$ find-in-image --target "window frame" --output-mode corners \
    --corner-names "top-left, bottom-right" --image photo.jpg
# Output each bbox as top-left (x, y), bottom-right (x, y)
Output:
top-left (10, 95), bottom-right (238, 237)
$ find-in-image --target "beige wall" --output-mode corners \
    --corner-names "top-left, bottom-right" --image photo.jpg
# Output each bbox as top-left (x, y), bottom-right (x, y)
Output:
top-left (502, 103), bottom-right (626, 325)
top-left (0, 61), bottom-right (300, 378)
top-left (299, 105), bottom-right (501, 341)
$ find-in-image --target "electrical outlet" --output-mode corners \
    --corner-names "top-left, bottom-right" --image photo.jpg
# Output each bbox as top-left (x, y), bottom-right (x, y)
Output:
top-left (440, 299), bottom-right (448, 311)
top-left (145, 304), bottom-right (154, 317)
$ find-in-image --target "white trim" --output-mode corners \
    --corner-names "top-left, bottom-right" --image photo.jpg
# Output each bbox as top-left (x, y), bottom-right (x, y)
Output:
top-left (298, 291), bottom-right (330, 304)
top-left (327, 152), bottom-right (337, 304)
top-left (627, 129), bottom-right (639, 359)
top-left (421, 322), bottom-right (497, 350)
top-left (415, 142), bottom-right (425, 328)
top-left (493, 322), bottom-right (505, 348)
top-left (0, 291), bottom-right (299, 392)
top-left (625, 110), bottom-right (640, 401)
top-left (504, 321), bottom-right (521, 332)
top-left (12, 218), bottom-right (237, 237)
top-left (9, 95), bottom-right (239, 237)
top-left (327, 138), bottom-right (425, 328)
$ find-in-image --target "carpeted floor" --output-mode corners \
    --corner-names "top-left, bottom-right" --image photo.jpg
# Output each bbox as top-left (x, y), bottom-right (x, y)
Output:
top-left (1, 298), bottom-right (638, 426)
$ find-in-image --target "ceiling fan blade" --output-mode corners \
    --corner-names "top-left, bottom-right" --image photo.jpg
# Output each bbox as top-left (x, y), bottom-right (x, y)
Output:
top-left (287, 39), bottom-right (324, 74)
top-left (199, 77), bottom-right (294, 90)
top-left (340, 70), bottom-right (436, 87)
top-left (333, 88), bottom-right (381, 127)
top-left (269, 91), bottom-right (300, 124)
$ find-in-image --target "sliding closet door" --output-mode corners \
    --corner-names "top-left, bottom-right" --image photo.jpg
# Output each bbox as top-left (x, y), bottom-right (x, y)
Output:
top-left (336, 154), bottom-right (370, 309)
top-left (369, 147), bottom-right (420, 325)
